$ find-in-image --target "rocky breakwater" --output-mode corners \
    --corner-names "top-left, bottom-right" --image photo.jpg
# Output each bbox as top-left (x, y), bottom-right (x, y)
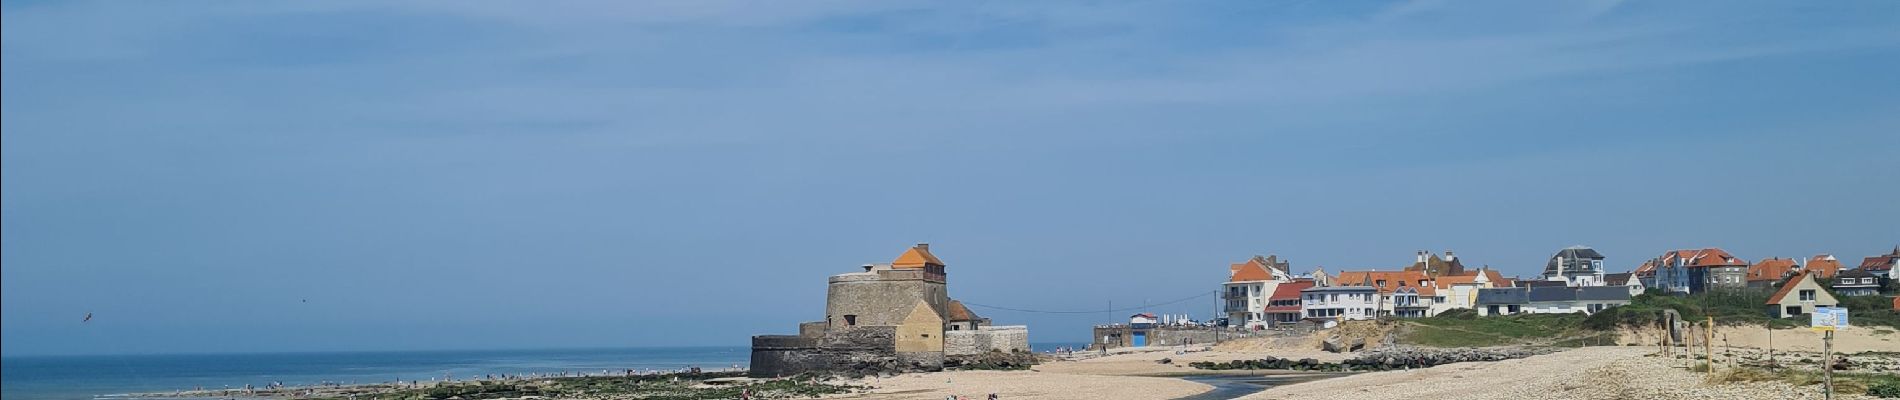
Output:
top-left (943, 350), bottom-right (1039, 371)
top-left (1189, 346), bottom-right (1563, 372)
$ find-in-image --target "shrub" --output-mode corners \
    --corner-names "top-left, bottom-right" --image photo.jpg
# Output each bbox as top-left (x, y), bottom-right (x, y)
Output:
top-left (1868, 381), bottom-right (1900, 398)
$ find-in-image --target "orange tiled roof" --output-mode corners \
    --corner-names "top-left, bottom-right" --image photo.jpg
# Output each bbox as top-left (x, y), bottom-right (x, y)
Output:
top-left (1765, 270), bottom-right (1813, 305)
top-left (1662, 248), bottom-right (1748, 268)
top-left (1267, 280), bottom-right (1316, 301)
top-left (1746, 258), bottom-right (1799, 282)
top-left (1806, 255), bottom-right (1845, 278)
top-left (892, 243), bottom-right (945, 268)
top-left (1633, 260), bottom-right (1657, 277)
top-left (946, 300), bottom-right (980, 322)
top-left (1229, 259), bottom-right (1275, 282)
top-left (1434, 269), bottom-right (1508, 287)
top-left (1336, 270), bottom-right (1433, 294)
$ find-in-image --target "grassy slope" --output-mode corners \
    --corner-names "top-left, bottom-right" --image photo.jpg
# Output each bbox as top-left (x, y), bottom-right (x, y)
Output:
top-left (1397, 291), bottom-right (1900, 348)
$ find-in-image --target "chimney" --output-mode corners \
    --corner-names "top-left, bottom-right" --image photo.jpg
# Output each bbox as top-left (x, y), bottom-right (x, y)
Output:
top-left (862, 264), bottom-right (875, 272)
top-left (1444, 250), bottom-right (1457, 262)
top-left (916, 243), bottom-right (929, 250)
top-left (1417, 250), bottom-right (1427, 264)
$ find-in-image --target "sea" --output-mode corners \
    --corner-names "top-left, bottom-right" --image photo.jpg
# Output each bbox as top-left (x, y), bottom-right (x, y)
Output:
top-left (1, 343), bottom-right (1090, 400)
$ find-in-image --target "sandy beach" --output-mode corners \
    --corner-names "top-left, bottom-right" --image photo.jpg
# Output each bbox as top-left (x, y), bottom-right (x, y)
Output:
top-left (836, 323), bottom-right (1900, 400)
top-left (1243, 346), bottom-right (1880, 400)
top-left (831, 344), bottom-right (1356, 400)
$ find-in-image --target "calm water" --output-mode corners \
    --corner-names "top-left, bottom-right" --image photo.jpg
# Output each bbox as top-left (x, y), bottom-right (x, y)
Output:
top-left (2, 343), bottom-right (1085, 400)
top-left (1, 347), bottom-right (748, 400)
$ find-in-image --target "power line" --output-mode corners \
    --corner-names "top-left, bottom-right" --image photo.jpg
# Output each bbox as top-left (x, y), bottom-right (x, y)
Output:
top-left (959, 290), bottom-right (1217, 314)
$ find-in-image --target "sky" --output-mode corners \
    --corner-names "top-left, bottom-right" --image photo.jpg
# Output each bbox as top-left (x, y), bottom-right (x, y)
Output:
top-left (3, 0), bottom-right (1898, 356)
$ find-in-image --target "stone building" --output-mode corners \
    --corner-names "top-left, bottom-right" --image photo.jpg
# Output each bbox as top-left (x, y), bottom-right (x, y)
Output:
top-left (1404, 250), bottom-right (1469, 277)
top-left (749, 243), bottom-right (1028, 378)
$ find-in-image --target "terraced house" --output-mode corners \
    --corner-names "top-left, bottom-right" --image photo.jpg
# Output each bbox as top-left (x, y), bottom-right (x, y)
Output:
top-left (1857, 246), bottom-right (1899, 279)
top-left (1640, 248), bottom-right (1749, 294)
top-left (1336, 270), bottom-right (1435, 318)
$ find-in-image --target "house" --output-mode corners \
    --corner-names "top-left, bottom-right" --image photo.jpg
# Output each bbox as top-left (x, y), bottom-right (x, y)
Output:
top-left (1833, 269), bottom-right (1883, 297)
top-left (1525, 286), bottom-right (1633, 314)
top-left (1336, 270), bottom-right (1436, 318)
top-left (1766, 271), bottom-right (1839, 319)
top-left (1309, 266), bottom-right (1336, 287)
top-left (1644, 248), bottom-right (1749, 294)
top-left (1475, 287), bottom-right (1530, 316)
top-left (1261, 279), bottom-right (1315, 328)
top-left (1388, 286), bottom-right (1435, 318)
top-left (1604, 272), bottom-right (1633, 286)
top-left (1807, 254), bottom-right (1846, 280)
top-left (1542, 245), bottom-right (1608, 286)
top-left (1301, 285), bottom-right (1379, 326)
top-left (1600, 272), bottom-right (1645, 296)
top-left (1223, 255), bottom-right (1290, 329)
top-left (1405, 250), bottom-right (1469, 277)
top-left (1429, 268), bottom-right (1509, 315)
top-left (945, 300), bottom-right (989, 331)
top-left (1745, 258), bottom-right (1800, 290)
top-left (1634, 260), bottom-right (1658, 289)
top-left (1130, 312), bottom-right (1158, 326)
top-left (1857, 246), bottom-right (1899, 278)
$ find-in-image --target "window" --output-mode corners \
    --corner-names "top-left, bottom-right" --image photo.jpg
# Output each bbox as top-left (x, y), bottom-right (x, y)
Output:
top-left (1841, 278), bottom-right (1854, 285)
top-left (1864, 278), bottom-right (1876, 284)
top-left (1508, 305), bottom-right (1522, 314)
top-left (844, 315), bottom-right (858, 326)
top-left (1786, 306), bottom-right (1801, 316)
top-left (1799, 290), bottom-right (1816, 301)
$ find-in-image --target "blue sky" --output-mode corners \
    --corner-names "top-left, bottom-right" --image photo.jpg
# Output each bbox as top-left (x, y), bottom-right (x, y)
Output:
top-left (3, 0), bottom-right (1897, 356)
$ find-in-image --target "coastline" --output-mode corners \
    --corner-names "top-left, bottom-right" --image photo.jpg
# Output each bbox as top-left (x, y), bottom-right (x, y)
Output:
top-left (831, 346), bottom-right (1353, 400)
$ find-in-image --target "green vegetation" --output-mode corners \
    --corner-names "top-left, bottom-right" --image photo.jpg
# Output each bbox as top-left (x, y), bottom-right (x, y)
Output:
top-left (1871, 380), bottom-right (1900, 398)
top-left (1402, 310), bottom-right (1594, 347)
top-left (310, 372), bottom-right (862, 400)
top-left (1710, 366), bottom-right (1900, 398)
top-left (1833, 294), bottom-right (1900, 329)
top-left (1396, 290), bottom-right (1897, 348)
top-left (1594, 290), bottom-right (1801, 328)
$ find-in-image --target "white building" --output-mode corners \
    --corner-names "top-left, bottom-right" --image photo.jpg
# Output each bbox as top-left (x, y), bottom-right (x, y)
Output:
top-left (1543, 245), bottom-right (1607, 287)
top-left (1223, 255), bottom-right (1291, 329)
top-left (1301, 286), bottom-right (1378, 327)
top-left (1476, 286), bottom-right (1631, 316)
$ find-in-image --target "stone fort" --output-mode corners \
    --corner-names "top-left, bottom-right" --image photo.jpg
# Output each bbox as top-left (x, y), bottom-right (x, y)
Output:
top-left (749, 243), bottom-right (1029, 377)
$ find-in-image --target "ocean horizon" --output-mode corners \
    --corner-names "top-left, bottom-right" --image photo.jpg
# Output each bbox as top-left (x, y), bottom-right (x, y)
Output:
top-left (1, 343), bottom-right (1091, 400)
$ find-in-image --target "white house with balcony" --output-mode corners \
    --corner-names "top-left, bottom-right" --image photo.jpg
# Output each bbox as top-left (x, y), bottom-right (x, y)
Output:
top-left (1223, 255), bottom-right (1291, 329)
top-left (1300, 286), bottom-right (1378, 328)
